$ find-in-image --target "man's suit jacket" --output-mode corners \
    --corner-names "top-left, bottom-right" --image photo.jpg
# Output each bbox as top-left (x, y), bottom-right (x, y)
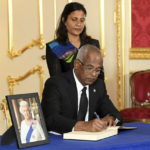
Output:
top-left (41, 70), bottom-right (122, 134)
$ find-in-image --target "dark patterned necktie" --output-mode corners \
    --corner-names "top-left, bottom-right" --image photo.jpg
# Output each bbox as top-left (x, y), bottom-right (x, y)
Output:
top-left (77, 87), bottom-right (88, 121)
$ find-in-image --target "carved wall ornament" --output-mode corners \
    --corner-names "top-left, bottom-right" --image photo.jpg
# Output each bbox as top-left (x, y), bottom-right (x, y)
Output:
top-left (7, 65), bottom-right (44, 101)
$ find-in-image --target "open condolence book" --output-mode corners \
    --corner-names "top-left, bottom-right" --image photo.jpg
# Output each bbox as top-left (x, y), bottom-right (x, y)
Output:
top-left (63, 126), bottom-right (137, 141)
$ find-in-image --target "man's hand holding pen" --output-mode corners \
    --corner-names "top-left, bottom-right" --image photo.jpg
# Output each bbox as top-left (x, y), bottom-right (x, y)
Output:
top-left (74, 113), bottom-right (116, 132)
top-left (101, 115), bottom-right (116, 127)
top-left (74, 119), bottom-right (107, 132)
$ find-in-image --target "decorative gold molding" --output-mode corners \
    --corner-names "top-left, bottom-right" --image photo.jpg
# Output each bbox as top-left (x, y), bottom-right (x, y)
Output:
top-left (116, 0), bottom-right (121, 110)
top-left (99, 0), bottom-right (106, 56)
top-left (129, 0), bottom-right (150, 59)
top-left (0, 99), bottom-right (12, 128)
top-left (101, 49), bottom-right (106, 57)
top-left (7, 0), bottom-right (45, 58)
top-left (129, 69), bottom-right (150, 75)
top-left (115, 0), bottom-right (126, 110)
top-left (121, 0), bottom-right (125, 109)
top-left (7, 65), bottom-right (44, 101)
top-left (130, 48), bottom-right (150, 59)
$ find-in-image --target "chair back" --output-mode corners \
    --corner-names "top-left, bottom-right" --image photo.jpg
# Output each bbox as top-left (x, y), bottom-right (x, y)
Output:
top-left (130, 69), bottom-right (150, 106)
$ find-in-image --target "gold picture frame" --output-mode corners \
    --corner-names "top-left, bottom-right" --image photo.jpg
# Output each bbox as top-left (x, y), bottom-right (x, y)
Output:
top-left (129, 0), bottom-right (150, 59)
top-left (7, 0), bottom-right (45, 58)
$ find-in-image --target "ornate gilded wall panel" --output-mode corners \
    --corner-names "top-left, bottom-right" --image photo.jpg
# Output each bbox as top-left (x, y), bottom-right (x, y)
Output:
top-left (8, 0), bottom-right (45, 58)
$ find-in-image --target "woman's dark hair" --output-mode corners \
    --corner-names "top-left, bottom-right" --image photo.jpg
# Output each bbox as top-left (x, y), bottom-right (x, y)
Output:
top-left (56, 2), bottom-right (93, 45)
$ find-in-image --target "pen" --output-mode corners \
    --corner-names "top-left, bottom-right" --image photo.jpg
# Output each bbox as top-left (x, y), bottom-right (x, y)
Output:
top-left (94, 112), bottom-right (100, 119)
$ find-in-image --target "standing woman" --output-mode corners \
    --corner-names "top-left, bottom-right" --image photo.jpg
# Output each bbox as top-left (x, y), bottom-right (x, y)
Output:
top-left (46, 2), bottom-right (104, 79)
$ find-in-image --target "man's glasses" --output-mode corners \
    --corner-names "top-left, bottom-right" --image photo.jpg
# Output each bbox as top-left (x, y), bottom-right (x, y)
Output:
top-left (78, 59), bottom-right (102, 74)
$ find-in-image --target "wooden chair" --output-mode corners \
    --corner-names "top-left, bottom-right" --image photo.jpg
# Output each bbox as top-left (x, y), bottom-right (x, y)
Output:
top-left (120, 69), bottom-right (150, 123)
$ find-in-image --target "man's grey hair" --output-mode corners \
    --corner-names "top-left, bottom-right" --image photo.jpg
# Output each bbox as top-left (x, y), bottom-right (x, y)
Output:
top-left (76, 44), bottom-right (101, 62)
top-left (19, 100), bottom-right (30, 114)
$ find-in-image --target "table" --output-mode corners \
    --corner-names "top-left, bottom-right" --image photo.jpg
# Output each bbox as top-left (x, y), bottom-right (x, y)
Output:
top-left (1, 122), bottom-right (150, 150)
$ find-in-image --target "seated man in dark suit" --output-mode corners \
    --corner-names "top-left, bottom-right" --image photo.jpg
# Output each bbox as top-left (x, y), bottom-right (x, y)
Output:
top-left (41, 44), bottom-right (122, 134)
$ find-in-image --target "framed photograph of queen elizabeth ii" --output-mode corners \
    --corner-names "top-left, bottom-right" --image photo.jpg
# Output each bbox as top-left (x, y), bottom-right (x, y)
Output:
top-left (6, 92), bottom-right (49, 149)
